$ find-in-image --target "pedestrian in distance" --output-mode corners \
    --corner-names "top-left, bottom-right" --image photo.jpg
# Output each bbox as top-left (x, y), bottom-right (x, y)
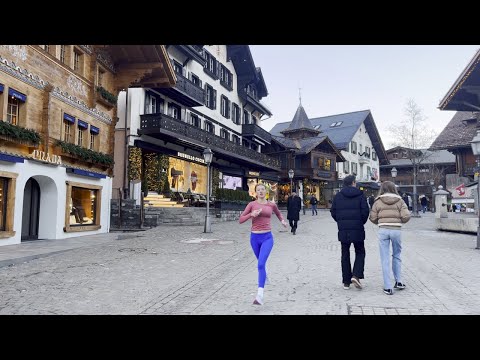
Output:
top-left (239, 183), bottom-right (288, 305)
top-left (420, 195), bottom-right (428, 213)
top-left (369, 181), bottom-right (411, 295)
top-left (310, 194), bottom-right (318, 215)
top-left (330, 175), bottom-right (369, 290)
top-left (368, 195), bottom-right (375, 209)
top-left (287, 191), bottom-right (302, 235)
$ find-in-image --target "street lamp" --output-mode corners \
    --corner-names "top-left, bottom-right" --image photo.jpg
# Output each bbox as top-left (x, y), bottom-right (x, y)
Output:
top-left (288, 169), bottom-right (294, 195)
top-left (391, 167), bottom-right (397, 183)
top-left (470, 130), bottom-right (480, 249)
top-left (203, 148), bottom-right (213, 233)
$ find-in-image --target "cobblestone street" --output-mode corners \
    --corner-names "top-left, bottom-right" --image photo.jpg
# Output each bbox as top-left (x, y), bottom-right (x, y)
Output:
top-left (0, 211), bottom-right (478, 315)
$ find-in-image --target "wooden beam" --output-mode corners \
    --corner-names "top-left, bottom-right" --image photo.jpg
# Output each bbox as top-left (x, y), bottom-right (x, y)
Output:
top-left (117, 62), bottom-right (164, 71)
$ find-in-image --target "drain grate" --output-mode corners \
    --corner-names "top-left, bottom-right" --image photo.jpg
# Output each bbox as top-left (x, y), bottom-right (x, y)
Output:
top-left (347, 304), bottom-right (437, 315)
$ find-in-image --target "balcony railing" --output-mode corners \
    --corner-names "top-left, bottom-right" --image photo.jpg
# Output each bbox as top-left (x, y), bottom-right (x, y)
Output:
top-left (158, 72), bottom-right (205, 107)
top-left (139, 114), bottom-right (281, 170)
top-left (242, 124), bottom-right (272, 144)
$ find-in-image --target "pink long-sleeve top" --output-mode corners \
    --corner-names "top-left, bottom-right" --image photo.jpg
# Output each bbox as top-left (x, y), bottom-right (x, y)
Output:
top-left (239, 201), bottom-right (285, 232)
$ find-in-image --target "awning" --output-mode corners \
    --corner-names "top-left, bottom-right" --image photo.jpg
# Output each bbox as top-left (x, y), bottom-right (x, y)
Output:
top-left (0, 153), bottom-right (24, 163)
top-left (64, 113), bottom-right (75, 123)
top-left (78, 120), bottom-right (88, 129)
top-left (0, 84), bottom-right (4, 93)
top-left (66, 168), bottom-right (106, 179)
top-left (90, 125), bottom-right (99, 134)
top-left (8, 88), bottom-right (27, 102)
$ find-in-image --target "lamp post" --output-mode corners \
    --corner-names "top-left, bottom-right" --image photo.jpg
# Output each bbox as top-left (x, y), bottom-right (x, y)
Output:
top-left (203, 148), bottom-right (213, 233)
top-left (470, 130), bottom-right (480, 249)
top-left (288, 169), bottom-right (294, 195)
top-left (391, 167), bottom-right (397, 184)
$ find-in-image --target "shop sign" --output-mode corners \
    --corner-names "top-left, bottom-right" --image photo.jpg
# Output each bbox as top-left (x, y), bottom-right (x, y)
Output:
top-left (177, 152), bottom-right (205, 164)
top-left (248, 171), bottom-right (260, 177)
top-left (31, 150), bottom-right (62, 165)
top-left (317, 170), bottom-right (332, 178)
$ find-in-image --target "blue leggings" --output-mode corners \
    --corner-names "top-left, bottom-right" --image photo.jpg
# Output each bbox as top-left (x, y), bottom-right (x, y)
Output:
top-left (250, 232), bottom-right (274, 288)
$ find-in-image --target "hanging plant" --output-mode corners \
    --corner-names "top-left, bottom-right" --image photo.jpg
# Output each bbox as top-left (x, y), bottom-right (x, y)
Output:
top-left (128, 147), bottom-right (142, 181)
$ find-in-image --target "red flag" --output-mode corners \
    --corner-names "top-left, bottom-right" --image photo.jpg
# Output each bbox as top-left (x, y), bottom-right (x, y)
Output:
top-left (455, 183), bottom-right (465, 196)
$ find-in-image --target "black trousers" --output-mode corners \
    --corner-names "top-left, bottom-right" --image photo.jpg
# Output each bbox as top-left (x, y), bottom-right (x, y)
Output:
top-left (341, 241), bottom-right (365, 284)
top-left (289, 219), bottom-right (298, 231)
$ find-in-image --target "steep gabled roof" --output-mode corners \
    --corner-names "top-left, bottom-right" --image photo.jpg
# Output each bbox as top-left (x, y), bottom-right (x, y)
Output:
top-left (384, 148), bottom-right (455, 167)
top-left (280, 104), bottom-right (319, 135)
top-left (272, 135), bottom-right (345, 162)
top-left (270, 109), bottom-right (388, 164)
top-left (429, 111), bottom-right (478, 150)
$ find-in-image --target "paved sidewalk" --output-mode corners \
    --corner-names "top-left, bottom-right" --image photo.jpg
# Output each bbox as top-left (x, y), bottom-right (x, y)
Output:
top-left (0, 210), bottom-right (479, 314)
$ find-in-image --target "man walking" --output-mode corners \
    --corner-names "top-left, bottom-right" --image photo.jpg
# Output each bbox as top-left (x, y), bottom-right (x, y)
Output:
top-left (310, 194), bottom-right (318, 215)
top-left (330, 175), bottom-right (369, 290)
top-left (287, 191), bottom-right (302, 235)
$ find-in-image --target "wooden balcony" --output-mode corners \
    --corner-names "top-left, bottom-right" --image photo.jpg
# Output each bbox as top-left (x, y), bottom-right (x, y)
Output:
top-left (242, 124), bottom-right (272, 144)
top-left (139, 114), bottom-right (281, 171)
top-left (156, 72), bottom-right (205, 107)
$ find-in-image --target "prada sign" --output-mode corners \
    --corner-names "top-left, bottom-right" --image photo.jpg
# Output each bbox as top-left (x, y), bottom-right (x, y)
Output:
top-left (31, 150), bottom-right (62, 165)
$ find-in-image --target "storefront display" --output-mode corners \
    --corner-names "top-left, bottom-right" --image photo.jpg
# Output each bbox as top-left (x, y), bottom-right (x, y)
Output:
top-left (248, 178), bottom-right (278, 202)
top-left (69, 187), bottom-right (98, 225)
top-left (167, 157), bottom-right (207, 194)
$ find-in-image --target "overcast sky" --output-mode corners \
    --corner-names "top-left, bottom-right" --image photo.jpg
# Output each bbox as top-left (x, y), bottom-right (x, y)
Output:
top-left (250, 45), bottom-right (479, 149)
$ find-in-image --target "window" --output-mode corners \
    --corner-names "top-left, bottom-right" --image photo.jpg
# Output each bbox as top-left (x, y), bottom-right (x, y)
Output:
top-left (351, 162), bottom-right (358, 175)
top-left (314, 125), bottom-right (321, 130)
top-left (330, 121), bottom-right (342, 127)
top-left (242, 139), bottom-right (250, 148)
top-left (203, 51), bottom-right (218, 79)
top-left (0, 177), bottom-right (8, 231)
top-left (191, 73), bottom-right (201, 87)
top-left (98, 67), bottom-right (105, 87)
top-left (145, 94), bottom-right (157, 114)
top-left (168, 103), bottom-right (181, 120)
top-left (43, 45), bottom-right (50, 52)
top-left (367, 166), bottom-right (371, 178)
top-left (372, 151), bottom-right (377, 161)
top-left (359, 144), bottom-right (363, 155)
top-left (190, 113), bottom-right (201, 128)
top-left (344, 161), bottom-right (350, 174)
top-left (252, 116), bottom-right (258, 125)
top-left (324, 159), bottom-right (331, 171)
top-left (0, 171), bottom-right (17, 237)
top-left (246, 84), bottom-right (257, 99)
top-left (232, 135), bottom-right (240, 145)
top-left (7, 96), bottom-right (19, 125)
top-left (251, 143), bottom-right (258, 152)
top-left (90, 133), bottom-right (96, 150)
top-left (220, 129), bottom-right (230, 140)
top-left (402, 151), bottom-right (408, 158)
top-left (220, 95), bottom-right (230, 118)
top-left (172, 60), bottom-right (183, 76)
top-left (317, 157), bottom-right (324, 168)
top-left (232, 103), bottom-right (240, 124)
top-left (365, 146), bottom-right (371, 157)
top-left (392, 153), bottom-right (398, 159)
top-left (205, 84), bottom-right (216, 109)
top-left (73, 48), bottom-right (83, 74)
top-left (60, 45), bottom-right (66, 63)
top-left (243, 110), bottom-right (250, 124)
top-left (77, 128), bottom-right (84, 146)
top-left (63, 113), bottom-right (75, 143)
top-left (65, 181), bottom-right (102, 232)
top-left (351, 141), bottom-right (357, 154)
top-left (220, 64), bottom-right (233, 90)
top-left (205, 121), bottom-right (214, 134)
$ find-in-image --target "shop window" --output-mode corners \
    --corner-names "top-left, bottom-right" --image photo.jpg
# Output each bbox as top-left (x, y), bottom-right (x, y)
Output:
top-left (7, 96), bottom-right (19, 125)
top-left (77, 128), bottom-right (84, 146)
top-left (65, 181), bottom-right (102, 232)
top-left (0, 171), bottom-right (18, 238)
top-left (60, 45), bottom-right (66, 63)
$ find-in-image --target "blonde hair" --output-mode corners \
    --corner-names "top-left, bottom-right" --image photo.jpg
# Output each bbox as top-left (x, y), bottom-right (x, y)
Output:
top-left (377, 181), bottom-right (399, 197)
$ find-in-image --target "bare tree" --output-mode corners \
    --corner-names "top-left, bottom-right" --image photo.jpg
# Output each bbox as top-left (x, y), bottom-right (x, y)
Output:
top-left (389, 99), bottom-right (438, 216)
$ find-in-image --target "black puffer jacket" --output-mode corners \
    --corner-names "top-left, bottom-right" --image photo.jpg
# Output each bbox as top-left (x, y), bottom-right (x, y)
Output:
top-left (330, 186), bottom-right (369, 243)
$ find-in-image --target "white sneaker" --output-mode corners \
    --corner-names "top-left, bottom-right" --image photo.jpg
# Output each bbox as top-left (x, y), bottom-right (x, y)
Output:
top-left (253, 295), bottom-right (264, 305)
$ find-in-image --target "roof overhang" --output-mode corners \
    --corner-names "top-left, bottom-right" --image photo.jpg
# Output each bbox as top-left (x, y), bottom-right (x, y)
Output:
top-left (439, 48), bottom-right (480, 111)
top-left (96, 45), bottom-right (176, 91)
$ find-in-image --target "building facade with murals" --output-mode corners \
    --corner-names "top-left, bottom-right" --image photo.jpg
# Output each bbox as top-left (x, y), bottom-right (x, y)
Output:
top-left (0, 45), bottom-right (174, 246)
top-left (113, 45), bottom-right (280, 207)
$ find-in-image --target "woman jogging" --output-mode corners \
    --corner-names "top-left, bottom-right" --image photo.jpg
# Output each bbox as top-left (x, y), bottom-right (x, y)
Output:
top-left (239, 184), bottom-right (288, 305)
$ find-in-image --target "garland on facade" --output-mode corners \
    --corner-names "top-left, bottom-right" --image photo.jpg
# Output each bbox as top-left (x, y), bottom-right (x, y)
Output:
top-left (0, 120), bottom-right (41, 145)
top-left (212, 168), bottom-right (220, 197)
top-left (96, 86), bottom-right (118, 105)
top-left (128, 147), bottom-right (142, 181)
top-left (144, 152), bottom-right (160, 192)
top-left (55, 140), bottom-right (113, 166)
top-left (158, 154), bottom-right (170, 193)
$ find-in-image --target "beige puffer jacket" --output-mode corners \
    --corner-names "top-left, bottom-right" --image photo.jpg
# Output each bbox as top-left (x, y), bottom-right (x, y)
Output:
top-left (369, 193), bottom-right (411, 227)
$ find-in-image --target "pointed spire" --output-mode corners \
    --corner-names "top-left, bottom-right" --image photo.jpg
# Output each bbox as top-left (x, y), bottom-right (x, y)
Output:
top-left (280, 99), bottom-right (320, 139)
top-left (299, 87), bottom-right (302, 105)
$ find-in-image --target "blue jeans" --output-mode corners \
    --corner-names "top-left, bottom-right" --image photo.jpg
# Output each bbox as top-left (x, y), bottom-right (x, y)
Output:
top-left (311, 204), bottom-right (317, 215)
top-left (378, 228), bottom-right (402, 290)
